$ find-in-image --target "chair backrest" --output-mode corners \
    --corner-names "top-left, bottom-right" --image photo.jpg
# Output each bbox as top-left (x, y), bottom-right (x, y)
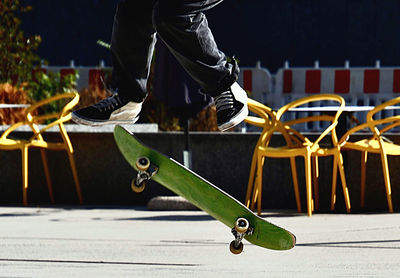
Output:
top-left (25, 92), bottom-right (79, 152)
top-left (365, 96), bottom-right (400, 136)
top-left (246, 99), bottom-right (279, 146)
top-left (275, 94), bottom-right (345, 149)
top-left (0, 91), bottom-right (79, 154)
top-left (339, 96), bottom-right (400, 146)
top-left (246, 98), bottom-right (276, 128)
top-left (25, 92), bottom-right (79, 134)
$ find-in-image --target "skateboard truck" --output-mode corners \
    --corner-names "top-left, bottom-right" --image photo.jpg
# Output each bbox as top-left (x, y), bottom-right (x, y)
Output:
top-left (132, 156), bottom-right (158, 192)
top-left (230, 217), bottom-right (254, 254)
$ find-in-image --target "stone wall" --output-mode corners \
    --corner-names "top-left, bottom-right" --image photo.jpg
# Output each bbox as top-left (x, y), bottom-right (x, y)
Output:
top-left (0, 125), bottom-right (399, 212)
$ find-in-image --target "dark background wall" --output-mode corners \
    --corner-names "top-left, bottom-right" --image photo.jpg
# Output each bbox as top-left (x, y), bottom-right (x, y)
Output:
top-left (20, 0), bottom-right (400, 73)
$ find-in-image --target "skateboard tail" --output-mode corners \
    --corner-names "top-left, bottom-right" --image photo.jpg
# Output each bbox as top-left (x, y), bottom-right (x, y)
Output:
top-left (114, 125), bottom-right (296, 251)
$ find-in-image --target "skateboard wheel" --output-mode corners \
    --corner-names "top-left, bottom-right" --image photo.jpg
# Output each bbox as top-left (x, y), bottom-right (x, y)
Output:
top-left (229, 241), bottom-right (244, 255)
top-left (234, 218), bottom-right (249, 234)
top-left (136, 157), bottom-right (150, 171)
top-left (131, 179), bottom-right (146, 193)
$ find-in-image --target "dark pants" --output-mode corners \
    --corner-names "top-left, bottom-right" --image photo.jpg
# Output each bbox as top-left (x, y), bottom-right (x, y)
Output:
top-left (110, 0), bottom-right (237, 102)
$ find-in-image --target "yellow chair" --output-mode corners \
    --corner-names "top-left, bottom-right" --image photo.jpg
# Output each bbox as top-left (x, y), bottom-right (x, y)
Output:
top-left (0, 92), bottom-right (83, 206)
top-left (246, 95), bottom-right (351, 216)
top-left (338, 97), bottom-right (400, 212)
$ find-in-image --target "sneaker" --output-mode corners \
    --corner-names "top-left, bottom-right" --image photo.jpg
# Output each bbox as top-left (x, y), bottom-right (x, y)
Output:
top-left (72, 93), bottom-right (142, 126)
top-left (214, 82), bottom-right (248, 131)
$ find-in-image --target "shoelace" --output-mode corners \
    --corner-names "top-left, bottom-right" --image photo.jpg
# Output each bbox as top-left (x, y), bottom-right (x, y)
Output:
top-left (93, 94), bottom-right (123, 112)
top-left (214, 91), bottom-right (234, 111)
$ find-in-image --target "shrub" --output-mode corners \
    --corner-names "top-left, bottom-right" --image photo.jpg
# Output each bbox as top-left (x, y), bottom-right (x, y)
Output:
top-left (25, 71), bottom-right (78, 116)
top-left (0, 0), bottom-right (42, 85)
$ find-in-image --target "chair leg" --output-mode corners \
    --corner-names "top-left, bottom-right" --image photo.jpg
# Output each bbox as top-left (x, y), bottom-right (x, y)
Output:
top-left (245, 152), bottom-right (258, 208)
top-left (380, 152), bottom-right (393, 213)
top-left (21, 146), bottom-right (29, 206)
top-left (255, 154), bottom-right (264, 216)
top-left (289, 157), bottom-right (301, 213)
top-left (250, 185), bottom-right (257, 211)
top-left (312, 156), bottom-right (319, 211)
top-left (67, 152), bottom-right (83, 204)
top-left (257, 178), bottom-right (262, 216)
top-left (331, 154), bottom-right (338, 211)
top-left (40, 149), bottom-right (55, 204)
top-left (304, 154), bottom-right (313, 216)
top-left (250, 160), bottom-right (261, 212)
top-left (360, 151), bottom-right (367, 208)
top-left (251, 156), bottom-right (265, 212)
top-left (337, 152), bottom-right (351, 213)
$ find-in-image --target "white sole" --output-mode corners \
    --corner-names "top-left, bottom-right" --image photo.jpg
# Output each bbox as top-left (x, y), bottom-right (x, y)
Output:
top-left (71, 113), bottom-right (139, 126)
top-left (217, 82), bottom-right (249, 131)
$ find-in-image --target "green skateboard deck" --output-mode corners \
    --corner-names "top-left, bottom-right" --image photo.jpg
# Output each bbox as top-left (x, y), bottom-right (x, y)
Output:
top-left (114, 125), bottom-right (295, 253)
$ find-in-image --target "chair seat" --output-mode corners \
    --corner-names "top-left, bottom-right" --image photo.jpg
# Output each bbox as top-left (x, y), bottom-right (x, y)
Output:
top-left (0, 137), bottom-right (58, 149)
top-left (260, 145), bottom-right (309, 158)
top-left (0, 138), bottom-right (24, 149)
top-left (343, 139), bottom-right (400, 155)
top-left (314, 146), bottom-right (339, 156)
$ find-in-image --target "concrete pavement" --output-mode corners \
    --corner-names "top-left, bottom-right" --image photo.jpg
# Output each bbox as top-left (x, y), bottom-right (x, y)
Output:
top-left (0, 206), bottom-right (399, 277)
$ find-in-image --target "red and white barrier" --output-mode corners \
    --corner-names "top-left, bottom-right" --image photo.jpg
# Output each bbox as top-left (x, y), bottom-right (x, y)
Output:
top-left (237, 62), bottom-right (273, 104)
top-left (275, 66), bottom-right (400, 96)
top-left (46, 66), bottom-right (108, 91)
top-left (34, 61), bottom-right (400, 132)
top-left (257, 61), bottom-right (400, 131)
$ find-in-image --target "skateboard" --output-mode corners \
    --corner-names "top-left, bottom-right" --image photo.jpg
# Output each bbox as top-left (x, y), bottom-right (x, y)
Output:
top-left (113, 125), bottom-right (296, 254)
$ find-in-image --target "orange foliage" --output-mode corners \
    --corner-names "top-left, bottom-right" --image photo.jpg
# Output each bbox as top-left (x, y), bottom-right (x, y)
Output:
top-left (76, 86), bottom-right (109, 110)
top-left (0, 83), bottom-right (30, 124)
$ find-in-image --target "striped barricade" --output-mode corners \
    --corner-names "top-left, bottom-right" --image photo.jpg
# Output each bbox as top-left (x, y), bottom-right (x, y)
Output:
top-left (237, 64), bottom-right (273, 131)
top-left (273, 66), bottom-right (400, 131)
top-left (237, 64), bottom-right (273, 104)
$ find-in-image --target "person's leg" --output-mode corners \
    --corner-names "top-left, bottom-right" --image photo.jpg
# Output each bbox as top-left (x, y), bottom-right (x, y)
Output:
top-left (153, 0), bottom-right (234, 96)
top-left (72, 0), bottom-right (157, 125)
top-left (73, 0), bottom-right (247, 130)
top-left (110, 0), bottom-right (157, 102)
top-left (153, 0), bottom-right (248, 130)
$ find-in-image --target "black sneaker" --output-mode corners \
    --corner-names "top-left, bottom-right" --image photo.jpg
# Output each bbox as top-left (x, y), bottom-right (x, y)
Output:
top-left (214, 82), bottom-right (248, 131)
top-left (72, 93), bottom-right (142, 126)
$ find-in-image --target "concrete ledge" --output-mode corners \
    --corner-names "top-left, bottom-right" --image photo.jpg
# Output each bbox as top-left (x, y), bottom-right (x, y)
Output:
top-left (0, 124), bottom-right (159, 133)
